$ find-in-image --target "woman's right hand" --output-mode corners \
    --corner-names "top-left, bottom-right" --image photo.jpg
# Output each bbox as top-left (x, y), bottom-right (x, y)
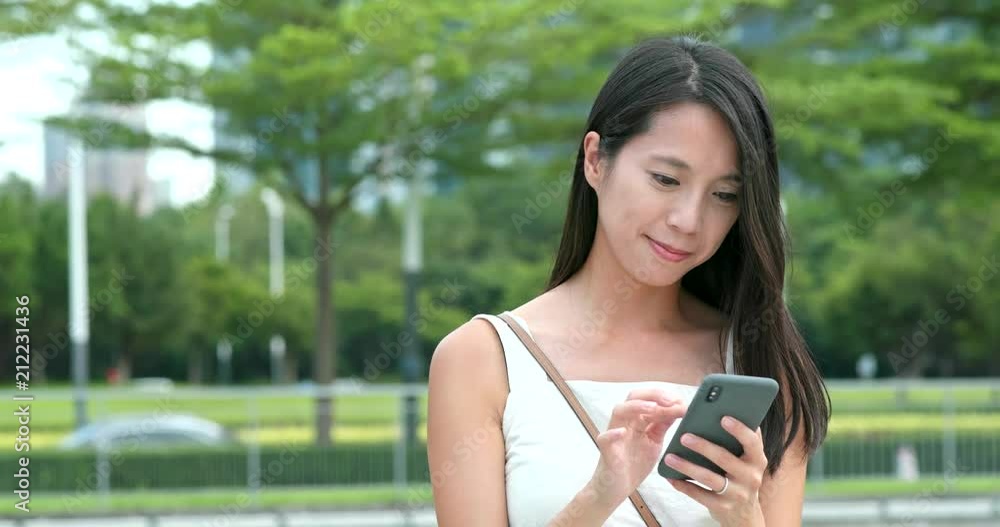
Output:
top-left (587, 389), bottom-right (687, 508)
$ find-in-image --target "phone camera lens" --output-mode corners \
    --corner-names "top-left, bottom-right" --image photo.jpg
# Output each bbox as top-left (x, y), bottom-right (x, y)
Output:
top-left (706, 385), bottom-right (721, 402)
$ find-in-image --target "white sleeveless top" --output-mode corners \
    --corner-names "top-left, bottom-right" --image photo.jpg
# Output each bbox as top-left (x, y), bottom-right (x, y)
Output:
top-left (472, 311), bottom-right (734, 527)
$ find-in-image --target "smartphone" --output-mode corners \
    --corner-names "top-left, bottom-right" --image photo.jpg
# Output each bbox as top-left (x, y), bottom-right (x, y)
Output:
top-left (658, 373), bottom-right (779, 479)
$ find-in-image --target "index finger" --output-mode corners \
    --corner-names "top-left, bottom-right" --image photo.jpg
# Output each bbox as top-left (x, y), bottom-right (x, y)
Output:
top-left (722, 416), bottom-right (765, 463)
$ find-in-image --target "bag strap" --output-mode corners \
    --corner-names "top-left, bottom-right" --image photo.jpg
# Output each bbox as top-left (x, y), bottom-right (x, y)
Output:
top-left (497, 313), bottom-right (661, 527)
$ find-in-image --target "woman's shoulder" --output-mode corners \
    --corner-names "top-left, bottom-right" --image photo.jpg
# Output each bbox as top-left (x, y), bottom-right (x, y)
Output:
top-left (432, 316), bottom-right (505, 368)
top-left (428, 316), bottom-right (510, 418)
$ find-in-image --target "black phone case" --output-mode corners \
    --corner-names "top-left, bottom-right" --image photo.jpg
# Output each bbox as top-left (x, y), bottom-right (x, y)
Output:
top-left (658, 373), bottom-right (779, 479)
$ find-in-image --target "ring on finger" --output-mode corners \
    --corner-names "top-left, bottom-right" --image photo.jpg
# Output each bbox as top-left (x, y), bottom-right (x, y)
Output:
top-left (714, 475), bottom-right (729, 495)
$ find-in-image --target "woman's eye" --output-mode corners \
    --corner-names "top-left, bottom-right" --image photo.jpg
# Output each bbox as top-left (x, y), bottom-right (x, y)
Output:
top-left (716, 192), bottom-right (738, 203)
top-left (651, 173), bottom-right (677, 186)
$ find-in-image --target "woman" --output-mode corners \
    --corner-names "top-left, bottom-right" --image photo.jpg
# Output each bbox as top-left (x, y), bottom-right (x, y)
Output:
top-left (427, 36), bottom-right (830, 526)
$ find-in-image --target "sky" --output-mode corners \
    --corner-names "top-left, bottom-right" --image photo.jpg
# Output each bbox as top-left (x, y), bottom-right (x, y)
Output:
top-left (0, 29), bottom-right (216, 206)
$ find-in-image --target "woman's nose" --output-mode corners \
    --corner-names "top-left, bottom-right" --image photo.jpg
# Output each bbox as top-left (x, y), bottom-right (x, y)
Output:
top-left (665, 197), bottom-right (702, 235)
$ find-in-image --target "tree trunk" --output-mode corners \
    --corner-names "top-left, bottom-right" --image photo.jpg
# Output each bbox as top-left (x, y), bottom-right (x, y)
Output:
top-left (117, 351), bottom-right (132, 383)
top-left (283, 353), bottom-right (298, 383)
top-left (188, 350), bottom-right (204, 384)
top-left (314, 217), bottom-right (336, 446)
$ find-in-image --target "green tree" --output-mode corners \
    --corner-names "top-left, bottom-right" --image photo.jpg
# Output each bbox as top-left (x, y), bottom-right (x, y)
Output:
top-left (0, 175), bottom-right (42, 381)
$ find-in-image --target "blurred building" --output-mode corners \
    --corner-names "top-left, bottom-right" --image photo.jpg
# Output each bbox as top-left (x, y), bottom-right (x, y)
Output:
top-left (44, 101), bottom-right (157, 216)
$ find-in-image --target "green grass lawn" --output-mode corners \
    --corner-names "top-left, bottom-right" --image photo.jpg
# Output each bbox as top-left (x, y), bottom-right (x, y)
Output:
top-left (829, 413), bottom-right (1000, 434)
top-left (24, 485), bottom-right (433, 514)
top-left (805, 476), bottom-right (1000, 497)
top-left (21, 477), bottom-right (1000, 515)
top-left (830, 387), bottom-right (999, 407)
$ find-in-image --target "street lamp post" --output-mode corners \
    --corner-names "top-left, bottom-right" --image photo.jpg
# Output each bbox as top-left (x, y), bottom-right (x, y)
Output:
top-left (401, 168), bottom-right (425, 446)
top-left (68, 138), bottom-right (90, 428)
top-left (260, 188), bottom-right (286, 384)
top-left (400, 54), bottom-right (436, 446)
top-left (215, 204), bottom-right (235, 384)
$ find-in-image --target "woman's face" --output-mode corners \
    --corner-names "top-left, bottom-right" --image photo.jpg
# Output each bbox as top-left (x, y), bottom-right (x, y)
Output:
top-left (583, 102), bottom-right (742, 286)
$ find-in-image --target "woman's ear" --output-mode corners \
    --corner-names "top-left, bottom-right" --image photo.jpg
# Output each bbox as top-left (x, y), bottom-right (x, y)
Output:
top-left (582, 131), bottom-right (605, 194)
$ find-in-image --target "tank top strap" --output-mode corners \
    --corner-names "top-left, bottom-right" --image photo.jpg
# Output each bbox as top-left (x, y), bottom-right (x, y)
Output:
top-left (471, 311), bottom-right (549, 391)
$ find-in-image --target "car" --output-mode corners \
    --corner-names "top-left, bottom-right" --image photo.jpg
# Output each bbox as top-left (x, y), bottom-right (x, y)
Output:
top-left (58, 413), bottom-right (235, 450)
top-left (129, 377), bottom-right (175, 392)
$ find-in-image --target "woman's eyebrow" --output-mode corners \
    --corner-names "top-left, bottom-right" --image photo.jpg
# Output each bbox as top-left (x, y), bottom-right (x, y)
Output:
top-left (650, 154), bottom-right (742, 183)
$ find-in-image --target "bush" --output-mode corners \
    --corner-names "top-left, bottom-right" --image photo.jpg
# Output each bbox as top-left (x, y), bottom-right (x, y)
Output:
top-left (3, 443), bottom-right (429, 493)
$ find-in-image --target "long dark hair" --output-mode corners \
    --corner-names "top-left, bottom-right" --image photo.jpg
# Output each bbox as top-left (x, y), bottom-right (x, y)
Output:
top-left (547, 36), bottom-right (830, 474)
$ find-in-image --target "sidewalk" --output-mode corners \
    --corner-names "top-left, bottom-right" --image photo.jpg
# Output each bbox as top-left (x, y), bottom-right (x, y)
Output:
top-left (3, 496), bottom-right (999, 526)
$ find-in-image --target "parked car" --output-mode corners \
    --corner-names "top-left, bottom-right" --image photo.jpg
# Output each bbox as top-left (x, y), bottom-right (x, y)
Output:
top-left (58, 413), bottom-right (234, 450)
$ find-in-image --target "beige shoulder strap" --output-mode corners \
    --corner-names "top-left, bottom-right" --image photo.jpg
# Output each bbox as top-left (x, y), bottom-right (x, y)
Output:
top-left (497, 313), bottom-right (661, 527)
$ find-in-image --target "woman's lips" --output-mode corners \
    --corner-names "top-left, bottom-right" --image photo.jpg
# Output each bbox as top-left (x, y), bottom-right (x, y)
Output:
top-left (646, 235), bottom-right (692, 262)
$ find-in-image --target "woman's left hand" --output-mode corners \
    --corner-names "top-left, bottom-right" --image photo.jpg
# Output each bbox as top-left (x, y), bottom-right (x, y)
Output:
top-left (662, 416), bottom-right (767, 527)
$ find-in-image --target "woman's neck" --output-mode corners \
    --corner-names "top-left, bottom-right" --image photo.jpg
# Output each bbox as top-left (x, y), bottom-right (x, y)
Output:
top-left (559, 228), bottom-right (690, 339)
